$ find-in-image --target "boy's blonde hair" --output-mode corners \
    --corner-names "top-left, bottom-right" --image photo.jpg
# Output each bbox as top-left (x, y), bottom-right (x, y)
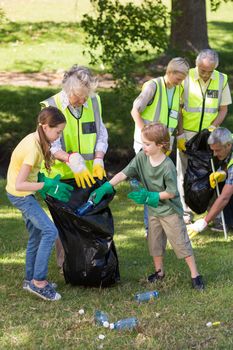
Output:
top-left (141, 122), bottom-right (170, 153)
top-left (166, 57), bottom-right (189, 76)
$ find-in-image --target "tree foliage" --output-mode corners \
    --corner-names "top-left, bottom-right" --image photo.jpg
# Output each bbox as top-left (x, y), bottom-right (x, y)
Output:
top-left (210, 0), bottom-right (233, 11)
top-left (81, 0), bottom-right (169, 91)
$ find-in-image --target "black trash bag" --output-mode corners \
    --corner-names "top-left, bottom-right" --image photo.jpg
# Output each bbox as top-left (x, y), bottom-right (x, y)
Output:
top-left (184, 129), bottom-right (218, 214)
top-left (45, 178), bottom-right (120, 287)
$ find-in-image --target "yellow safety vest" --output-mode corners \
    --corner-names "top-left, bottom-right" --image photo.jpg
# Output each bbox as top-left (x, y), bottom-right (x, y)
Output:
top-left (227, 153), bottom-right (233, 169)
top-left (141, 77), bottom-right (181, 133)
top-left (182, 69), bottom-right (228, 132)
top-left (40, 92), bottom-right (102, 179)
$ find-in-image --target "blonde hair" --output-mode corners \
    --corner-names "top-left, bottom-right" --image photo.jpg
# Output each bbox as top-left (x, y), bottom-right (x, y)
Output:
top-left (37, 107), bottom-right (66, 171)
top-left (166, 57), bottom-right (189, 76)
top-left (141, 122), bottom-right (170, 153)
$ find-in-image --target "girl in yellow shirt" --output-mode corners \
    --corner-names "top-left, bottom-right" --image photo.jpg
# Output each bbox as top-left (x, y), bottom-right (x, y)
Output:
top-left (6, 106), bottom-right (73, 301)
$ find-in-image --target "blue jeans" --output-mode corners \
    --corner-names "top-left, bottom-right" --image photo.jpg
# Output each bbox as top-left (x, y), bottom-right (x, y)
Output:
top-left (7, 193), bottom-right (58, 281)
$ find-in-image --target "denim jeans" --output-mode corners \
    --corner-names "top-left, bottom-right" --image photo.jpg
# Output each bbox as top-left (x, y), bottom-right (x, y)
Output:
top-left (7, 193), bottom-right (58, 281)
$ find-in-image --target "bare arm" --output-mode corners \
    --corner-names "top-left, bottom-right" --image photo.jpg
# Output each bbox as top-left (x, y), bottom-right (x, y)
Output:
top-left (131, 81), bottom-right (156, 130)
top-left (109, 172), bottom-right (127, 187)
top-left (131, 106), bottom-right (145, 130)
top-left (204, 184), bottom-right (233, 224)
top-left (15, 164), bottom-right (44, 192)
top-left (211, 105), bottom-right (228, 126)
top-left (159, 191), bottom-right (175, 200)
top-left (53, 149), bottom-right (69, 162)
top-left (94, 151), bottom-right (105, 160)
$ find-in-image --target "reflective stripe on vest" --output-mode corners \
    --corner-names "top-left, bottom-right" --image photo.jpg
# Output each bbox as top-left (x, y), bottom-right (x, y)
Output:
top-left (227, 157), bottom-right (233, 169)
top-left (40, 93), bottom-right (102, 179)
top-left (182, 69), bottom-right (228, 132)
top-left (141, 77), bottom-right (181, 132)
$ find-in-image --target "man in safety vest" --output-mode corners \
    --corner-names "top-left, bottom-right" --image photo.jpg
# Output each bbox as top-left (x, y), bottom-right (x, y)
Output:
top-left (131, 57), bottom-right (190, 235)
top-left (187, 127), bottom-right (233, 237)
top-left (177, 49), bottom-right (232, 223)
top-left (40, 65), bottom-right (108, 267)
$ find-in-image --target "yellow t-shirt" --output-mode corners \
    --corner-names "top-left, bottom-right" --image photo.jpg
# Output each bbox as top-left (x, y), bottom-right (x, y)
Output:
top-left (6, 133), bottom-right (44, 197)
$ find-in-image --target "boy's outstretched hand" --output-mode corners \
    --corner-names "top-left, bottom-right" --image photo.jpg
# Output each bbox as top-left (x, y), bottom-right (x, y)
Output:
top-left (128, 189), bottom-right (159, 208)
top-left (89, 181), bottom-right (114, 205)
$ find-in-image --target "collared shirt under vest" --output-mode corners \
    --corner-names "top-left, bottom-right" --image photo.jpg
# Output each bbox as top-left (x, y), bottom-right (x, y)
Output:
top-left (40, 92), bottom-right (102, 179)
top-left (182, 68), bottom-right (228, 132)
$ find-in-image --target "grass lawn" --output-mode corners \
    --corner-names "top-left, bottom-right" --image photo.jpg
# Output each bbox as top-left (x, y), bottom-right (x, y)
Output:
top-left (1, 178), bottom-right (233, 349)
top-left (0, 2), bottom-right (233, 348)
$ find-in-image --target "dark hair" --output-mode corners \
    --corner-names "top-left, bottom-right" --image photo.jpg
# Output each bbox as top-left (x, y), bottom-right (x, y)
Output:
top-left (141, 122), bottom-right (170, 153)
top-left (37, 106), bottom-right (66, 171)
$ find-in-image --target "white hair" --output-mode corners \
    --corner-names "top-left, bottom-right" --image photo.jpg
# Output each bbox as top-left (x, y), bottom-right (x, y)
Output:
top-left (208, 127), bottom-right (233, 146)
top-left (62, 65), bottom-right (98, 97)
top-left (196, 49), bottom-right (219, 68)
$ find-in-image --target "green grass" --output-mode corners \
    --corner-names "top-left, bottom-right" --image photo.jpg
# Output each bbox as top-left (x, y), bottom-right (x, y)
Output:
top-left (0, 1), bottom-right (233, 72)
top-left (1, 179), bottom-right (233, 349)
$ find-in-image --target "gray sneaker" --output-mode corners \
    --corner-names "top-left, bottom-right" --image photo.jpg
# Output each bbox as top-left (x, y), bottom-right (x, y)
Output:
top-left (28, 282), bottom-right (61, 301)
top-left (211, 219), bottom-right (229, 233)
top-left (23, 279), bottom-right (57, 291)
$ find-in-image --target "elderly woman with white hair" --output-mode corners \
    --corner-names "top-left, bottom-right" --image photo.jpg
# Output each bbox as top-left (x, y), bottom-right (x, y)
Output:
top-left (176, 49), bottom-right (232, 223)
top-left (40, 64), bottom-right (108, 187)
top-left (40, 65), bottom-right (108, 267)
top-left (188, 127), bottom-right (233, 236)
top-left (131, 57), bottom-right (190, 236)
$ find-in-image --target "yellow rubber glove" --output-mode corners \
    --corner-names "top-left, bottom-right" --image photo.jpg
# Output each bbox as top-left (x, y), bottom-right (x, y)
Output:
top-left (74, 169), bottom-right (96, 188)
top-left (165, 150), bottom-right (171, 156)
top-left (187, 219), bottom-right (208, 239)
top-left (209, 171), bottom-right (226, 189)
top-left (93, 158), bottom-right (106, 180)
top-left (66, 153), bottom-right (96, 189)
top-left (177, 134), bottom-right (186, 152)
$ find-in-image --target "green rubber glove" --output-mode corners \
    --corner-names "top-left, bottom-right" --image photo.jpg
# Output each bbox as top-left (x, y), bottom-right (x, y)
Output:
top-left (89, 181), bottom-right (114, 205)
top-left (38, 174), bottom-right (74, 202)
top-left (128, 188), bottom-right (160, 208)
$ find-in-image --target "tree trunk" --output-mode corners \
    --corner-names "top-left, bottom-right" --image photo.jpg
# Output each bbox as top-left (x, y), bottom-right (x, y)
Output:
top-left (170, 0), bottom-right (209, 53)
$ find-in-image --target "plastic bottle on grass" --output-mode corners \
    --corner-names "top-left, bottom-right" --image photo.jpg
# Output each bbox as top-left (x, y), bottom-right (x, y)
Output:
top-left (130, 178), bottom-right (141, 191)
top-left (109, 317), bottom-right (138, 330)
top-left (75, 200), bottom-right (94, 216)
top-left (135, 290), bottom-right (159, 302)
top-left (94, 310), bottom-right (110, 328)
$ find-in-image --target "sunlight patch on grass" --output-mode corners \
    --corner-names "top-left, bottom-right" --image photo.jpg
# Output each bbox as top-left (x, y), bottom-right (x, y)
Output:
top-left (0, 256), bottom-right (24, 264)
top-left (1, 327), bottom-right (31, 348)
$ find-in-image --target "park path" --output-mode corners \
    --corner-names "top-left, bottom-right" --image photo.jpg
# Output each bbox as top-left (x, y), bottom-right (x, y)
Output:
top-left (0, 71), bottom-right (116, 88)
top-left (0, 71), bottom-right (154, 88)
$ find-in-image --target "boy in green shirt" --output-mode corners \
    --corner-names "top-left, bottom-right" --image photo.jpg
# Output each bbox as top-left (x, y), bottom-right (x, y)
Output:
top-left (89, 122), bottom-right (204, 291)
